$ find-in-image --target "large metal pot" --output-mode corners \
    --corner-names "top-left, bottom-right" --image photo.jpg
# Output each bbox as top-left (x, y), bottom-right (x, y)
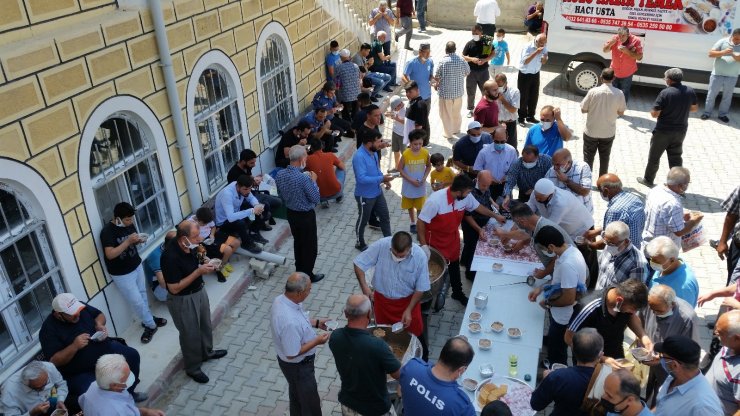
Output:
top-left (422, 247), bottom-right (448, 312)
top-left (367, 324), bottom-right (422, 396)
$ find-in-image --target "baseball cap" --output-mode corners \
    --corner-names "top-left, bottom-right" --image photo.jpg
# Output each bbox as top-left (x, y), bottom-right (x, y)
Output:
top-left (52, 293), bottom-right (85, 315)
top-left (339, 49), bottom-right (350, 57)
top-left (389, 96), bottom-right (403, 109)
top-left (654, 335), bottom-right (700, 364)
top-left (534, 178), bottom-right (556, 195)
top-left (419, 43), bottom-right (431, 51)
top-left (467, 120), bottom-right (482, 130)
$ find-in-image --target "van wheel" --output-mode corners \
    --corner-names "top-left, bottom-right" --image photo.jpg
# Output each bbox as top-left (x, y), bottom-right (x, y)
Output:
top-left (569, 62), bottom-right (602, 96)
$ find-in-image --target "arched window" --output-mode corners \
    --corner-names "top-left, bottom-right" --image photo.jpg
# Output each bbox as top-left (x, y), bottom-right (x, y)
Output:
top-left (193, 68), bottom-right (244, 194)
top-left (89, 114), bottom-right (172, 246)
top-left (257, 23), bottom-right (298, 145)
top-left (0, 185), bottom-right (65, 366)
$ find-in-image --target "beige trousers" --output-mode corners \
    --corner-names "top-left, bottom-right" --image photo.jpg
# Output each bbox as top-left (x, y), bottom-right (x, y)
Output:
top-left (439, 97), bottom-right (463, 138)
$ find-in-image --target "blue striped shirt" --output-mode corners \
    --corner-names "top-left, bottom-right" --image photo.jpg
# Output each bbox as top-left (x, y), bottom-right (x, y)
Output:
top-left (275, 166), bottom-right (320, 212)
top-left (504, 154), bottom-right (552, 197)
top-left (604, 191), bottom-right (646, 247)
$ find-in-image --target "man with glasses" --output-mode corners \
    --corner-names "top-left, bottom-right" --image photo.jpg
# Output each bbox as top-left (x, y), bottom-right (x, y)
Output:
top-left (603, 27), bottom-right (643, 103)
top-left (653, 335), bottom-right (723, 415)
top-left (594, 221), bottom-right (649, 290)
top-left (473, 126), bottom-right (517, 202)
top-left (354, 231), bottom-right (431, 360)
top-left (0, 361), bottom-right (68, 415)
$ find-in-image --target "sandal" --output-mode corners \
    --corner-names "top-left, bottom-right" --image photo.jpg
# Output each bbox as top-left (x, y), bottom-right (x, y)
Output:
top-left (141, 326), bottom-right (157, 344)
top-left (141, 317), bottom-right (167, 329)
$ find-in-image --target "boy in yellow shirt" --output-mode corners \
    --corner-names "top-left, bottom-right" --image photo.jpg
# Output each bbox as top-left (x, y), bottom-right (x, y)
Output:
top-left (398, 130), bottom-right (431, 234)
top-left (429, 153), bottom-right (456, 191)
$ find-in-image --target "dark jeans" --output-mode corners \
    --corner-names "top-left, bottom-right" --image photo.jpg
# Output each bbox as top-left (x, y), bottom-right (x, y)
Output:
top-left (449, 260), bottom-right (464, 297)
top-left (371, 61), bottom-right (398, 85)
top-left (277, 355), bottom-right (322, 416)
top-left (341, 100), bottom-right (357, 121)
top-left (240, 197), bottom-right (270, 229)
top-left (577, 241), bottom-right (599, 290)
top-left (461, 219), bottom-right (488, 280)
top-left (643, 129), bottom-right (686, 184)
top-left (727, 242), bottom-right (740, 285)
top-left (489, 183), bottom-right (505, 203)
top-left (613, 75), bottom-right (633, 103)
top-left (480, 23), bottom-right (496, 36)
top-left (355, 194), bottom-right (391, 246)
top-left (467, 70), bottom-right (489, 110)
top-left (503, 120), bottom-right (518, 150)
top-left (287, 209), bottom-right (318, 278)
top-left (254, 192), bottom-right (282, 218)
top-left (328, 115), bottom-right (352, 137)
top-left (547, 313), bottom-right (569, 365)
top-left (583, 134), bottom-right (615, 177)
top-left (517, 71), bottom-right (541, 121)
top-left (416, 0), bottom-right (427, 30)
top-left (218, 219), bottom-right (256, 246)
top-left (397, 16), bottom-right (413, 48)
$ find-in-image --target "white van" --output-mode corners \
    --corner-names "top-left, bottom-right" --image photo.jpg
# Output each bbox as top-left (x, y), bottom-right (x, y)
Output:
top-left (542, 0), bottom-right (740, 95)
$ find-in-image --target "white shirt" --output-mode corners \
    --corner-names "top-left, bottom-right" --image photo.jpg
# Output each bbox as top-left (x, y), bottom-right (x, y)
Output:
top-left (497, 86), bottom-right (520, 122)
top-left (527, 188), bottom-right (594, 240)
top-left (0, 362), bottom-right (68, 416)
top-left (544, 161), bottom-right (594, 213)
top-left (519, 40), bottom-right (548, 74)
top-left (551, 246), bottom-right (588, 324)
top-left (474, 0), bottom-right (501, 24)
top-left (79, 383), bottom-right (141, 416)
top-left (271, 294), bottom-right (318, 363)
top-left (418, 188), bottom-right (481, 223)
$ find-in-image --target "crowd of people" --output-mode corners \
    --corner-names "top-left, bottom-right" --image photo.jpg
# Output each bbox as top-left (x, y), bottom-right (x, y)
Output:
top-left (0, 0), bottom-right (737, 415)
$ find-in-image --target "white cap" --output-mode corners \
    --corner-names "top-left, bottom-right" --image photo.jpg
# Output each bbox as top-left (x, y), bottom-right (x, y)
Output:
top-left (390, 96), bottom-right (403, 109)
top-left (467, 120), bottom-right (482, 130)
top-left (534, 178), bottom-right (556, 195)
top-left (52, 293), bottom-right (85, 315)
top-left (339, 49), bottom-right (350, 57)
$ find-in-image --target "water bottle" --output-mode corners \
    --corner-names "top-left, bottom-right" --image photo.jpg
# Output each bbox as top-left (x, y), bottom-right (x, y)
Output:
top-left (48, 386), bottom-right (58, 410)
top-left (508, 354), bottom-right (518, 376)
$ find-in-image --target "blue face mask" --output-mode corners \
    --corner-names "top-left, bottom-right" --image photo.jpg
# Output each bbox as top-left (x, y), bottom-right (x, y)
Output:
top-left (332, 50), bottom-right (339, 56)
top-left (494, 143), bottom-right (505, 151)
top-left (660, 358), bottom-right (673, 376)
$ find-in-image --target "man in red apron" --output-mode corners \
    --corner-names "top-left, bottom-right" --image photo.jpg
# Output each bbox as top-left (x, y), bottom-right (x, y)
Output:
top-left (417, 174), bottom-right (504, 305)
top-left (354, 231), bottom-right (432, 359)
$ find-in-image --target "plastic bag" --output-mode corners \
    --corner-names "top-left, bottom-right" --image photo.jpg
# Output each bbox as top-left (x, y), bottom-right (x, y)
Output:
top-left (681, 223), bottom-right (706, 252)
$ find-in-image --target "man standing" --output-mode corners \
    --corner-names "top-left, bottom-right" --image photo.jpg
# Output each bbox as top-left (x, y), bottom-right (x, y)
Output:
top-left (400, 337), bottom-right (477, 415)
top-left (326, 40), bottom-right (341, 82)
top-left (405, 81), bottom-right (431, 145)
top-left (494, 73), bottom-right (520, 148)
top-left (717, 185), bottom-right (740, 284)
top-left (271, 272), bottom-right (331, 416)
top-left (600, 370), bottom-right (655, 416)
top-left (517, 34), bottom-right (548, 125)
top-left (453, 121), bottom-right (493, 179)
top-left (580, 68), bottom-right (626, 176)
top-left (463, 25), bottom-right (493, 118)
top-left (418, 174), bottom-right (504, 305)
top-left (354, 232), bottom-right (431, 358)
top-left (637, 68), bottom-right (697, 188)
top-left (603, 27), bottom-right (643, 103)
top-left (702, 28), bottom-right (740, 123)
top-left (642, 167), bottom-right (703, 251)
top-left (592, 173), bottom-right (645, 249)
top-left (473, 0), bottom-right (501, 36)
top-left (353, 130), bottom-right (396, 251)
top-left (653, 336), bottom-right (723, 415)
top-left (336, 49), bottom-right (362, 120)
top-left (276, 145), bottom-right (324, 283)
top-left (368, 0), bottom-right (395, 54)
top-left (473, 80), bottom-right (500, 133)
top-left (594, 221), bottom-right (649, 290)
top-left (395, 0), bottom-right (414, 50)
top-left (403, 44), bottom-right (434, 108)
top-left (473, 126), bottom-right (517, 201)
top-left (435, 41), bottom-right (470, 139)
top-left (329, 294), bottom-right (401, 416)
top-left (0, 361), bottom-right (68, 416)
top-left (545, 148), bottom-right (593, 214)
top-left (99, 202), bottom-right (165, 344)
top-left (502, 145), bottom-right (552, 205)
top-left (462, 171), bottom-right (496, 282)
top-left (640, 285), bottom-right (699, 407)
top-left (706, 309), bottom-right (740, 416)
top-left (162, 221), bottom-right (228, 383)
top-left (530, 328), bottom-right (602, 415)
top-left (524, 105), bottom-right (573, 157)
top-left (214, 175), bottom-right (265, 253)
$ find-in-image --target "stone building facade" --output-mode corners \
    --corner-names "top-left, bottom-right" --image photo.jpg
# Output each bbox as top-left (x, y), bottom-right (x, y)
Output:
top-left (0, 0), bottom-right (359, 378)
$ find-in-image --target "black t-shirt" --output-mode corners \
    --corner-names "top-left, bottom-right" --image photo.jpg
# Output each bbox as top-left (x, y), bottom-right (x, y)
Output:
top-left (100, 222), bottom-right (141, 276)
top-left (406, 97), bottom-right (430, 132)
top-left (161, 240), bottom-right (203, 295)
top-left (39, 304), bottom-right (116, 376)
top-left (453, 134), bottom-right (489, 170)
top-left (227, 164), bottom-right (250, 184)
top-left (276, 131), bottom-right (302, 168)
top-left (329, 327), bottom-right (401, 415)
top-left (653, 83), bottom-right (697, 133)
top-left (530, 365), bottom-right (594, 415)
top-left (568, 286), bottom-right (632, 359)
top-left (462, 39), bottom-right (491, 71)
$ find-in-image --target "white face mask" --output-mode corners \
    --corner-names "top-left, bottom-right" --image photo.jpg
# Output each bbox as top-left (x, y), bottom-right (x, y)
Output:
top-left (604, 243), bottom-right (623, 256)
top-left (656, 309), bottom-right (674, 319)
top-left (125, 371), bottom-right (135, 388)
top-left (543, 249), bottom-right (556, 258)
top-left (523, 160), bottom-right (537, 169)
top-left (469, 134), bottom-right (481, 143)
top-left (473, 35), bottom-right (481, 41)
top-left (496, 36), bottom-right (504, 41)
top-left (184, 238), bottom-right (199, 250)
top-left (613, 300), bottom-right (623, 314)
top-left (600, 192), bottom-right (610, 202)
top-left (390, 252), bottom-right (405, 263)
top-left (541, 121), bottom-right (553, 130)
top-left (650, 260), bottom-right (665, 272)
top-left (558, 164), bottom-right (570, 174)
top-left (300, 160), bottom-right (307, 170)
top-left (114, 218), bottom-right (126, 227)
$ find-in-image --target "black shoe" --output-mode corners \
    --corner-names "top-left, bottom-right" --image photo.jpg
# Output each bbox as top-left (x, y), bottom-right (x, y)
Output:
top-left (719, 115), bottom-right (730, 123)
top-left (242, 242), bottom-right (263, 254)
top-left (141, 326), bottom-right (157, 344)
top-left (311, 273), bottom-right (325, 283)
top-left (141, 317), bottom-right (167, 328)
top-left (187, 370), bottom-right (209, 384)
top-left (336, 196), bottom-right (343, 203)
top-left (355, 243), bottom-right (368, 251)
top-left (131, 392), bottom-right (149, 402)
top-left (700, 114), bottom-right (710, 120)
top-left (206, 349), bottom-right (228, 360)
top-left (636, 177), bottom-right (655, 188)
top-left (251, 233), bottom-right (269, 244)
top-left (707, 321), bottom-right (716, 329)
top-left (370, 96), bottom-right (379, 103)
top-left (451, 292), bottom-right (469, 306)
top-left (261, 224), bottom-right (273, 231)
top-left (526, 117), bottom-right (539, 123)
top-left (216, 271), bottom-right (227, 283)
top-left (331, 148), bottom-right (339, 153)
top-left (518, 119), bottom-right (526, 127)
top-left (268, 217), bottom-right (276, 225)
top-left (404, 46), bottom-right (413, 51)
